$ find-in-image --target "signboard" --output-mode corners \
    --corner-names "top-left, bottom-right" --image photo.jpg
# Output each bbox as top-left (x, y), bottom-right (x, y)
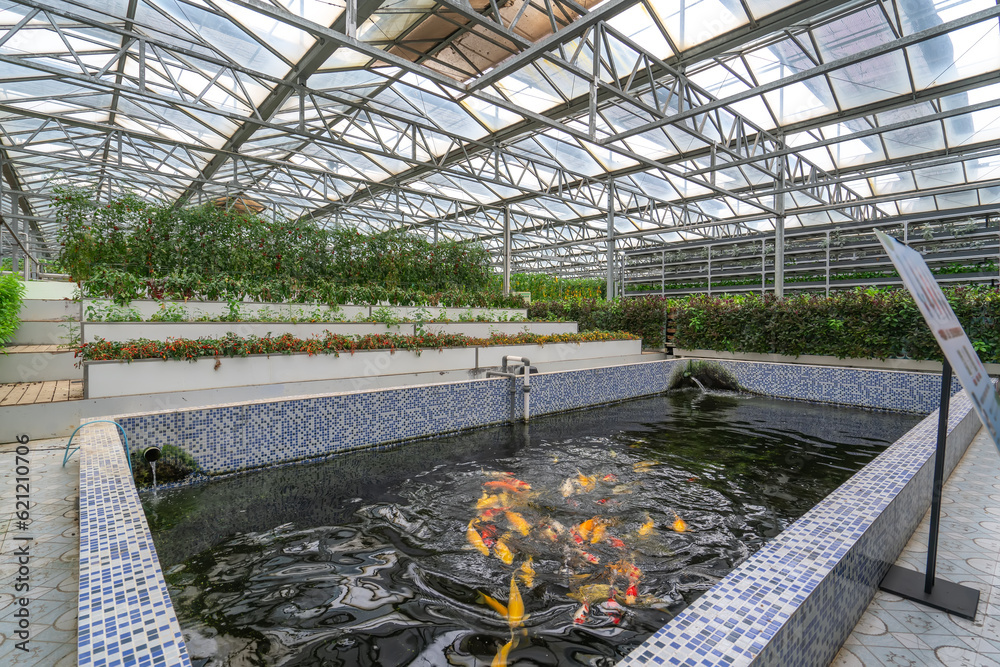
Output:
top-left (876, 230), bottom-right (1000, 452)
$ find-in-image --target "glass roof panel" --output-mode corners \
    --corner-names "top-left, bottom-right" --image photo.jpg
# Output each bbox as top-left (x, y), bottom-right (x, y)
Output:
top-left (214, 0), bottom-right (320, 64)
top-left (606, 4), bottom-right (672, 59)
top-left (965, 154), bottom-right (1000, 181)
top-left (495, 67), bottom-right (565, 113)
top-left (744, 0), bottom-right (800, 20)
top-left (828, 51), bottom-right (912, 109)
top-left (944, 108), bottom-right (1000, 146)
top-left (906, 20), bottom-right (1000, 90)
top-left (649, 0), bottom-right (750, 51)
top-left (762, 76), bottom-right (838, 124)
top-left (141, 0), bottom-right (291, 77)
top-left (882, 120), bottom-right (946, 158)
top-left (913, 162), bottom-right (966, 189)
top-left (978, 185), bottom-right (1000, 203)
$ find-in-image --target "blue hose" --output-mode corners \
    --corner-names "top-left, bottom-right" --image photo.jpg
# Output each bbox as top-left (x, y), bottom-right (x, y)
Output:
top-left (62, 420), bottom-right (132, 475)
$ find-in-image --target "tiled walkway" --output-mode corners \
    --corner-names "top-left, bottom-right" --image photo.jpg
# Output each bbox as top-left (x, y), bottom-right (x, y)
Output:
top-left (834, 427), bottom-right (1000, 666)
top-left (0, 437), bottom-right (78, 666)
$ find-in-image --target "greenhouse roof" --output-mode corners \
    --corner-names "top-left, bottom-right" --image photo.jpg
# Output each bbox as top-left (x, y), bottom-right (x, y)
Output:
top-left (2, 0), bottom-right (1000, 273)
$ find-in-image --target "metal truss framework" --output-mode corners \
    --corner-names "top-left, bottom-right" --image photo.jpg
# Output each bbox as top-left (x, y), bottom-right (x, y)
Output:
top-left (1, 0), bottom-right (999, 278)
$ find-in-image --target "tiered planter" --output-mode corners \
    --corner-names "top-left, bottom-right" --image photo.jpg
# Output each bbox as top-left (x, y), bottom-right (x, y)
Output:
top-left (83, 299), bottom-right (527, 322)
top-left (81, 321), bottom-right (577, 343)
top-left (83, 339), bottom-right (642, 398)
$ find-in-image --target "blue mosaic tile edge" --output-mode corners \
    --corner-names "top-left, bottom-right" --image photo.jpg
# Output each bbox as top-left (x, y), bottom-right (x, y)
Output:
top-left (77, 422), bottom-right (192, 667)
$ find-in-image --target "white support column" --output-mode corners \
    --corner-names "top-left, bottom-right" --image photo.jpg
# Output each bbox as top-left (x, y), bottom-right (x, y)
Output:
top-left (825, 231), bottom-right (831, 297)
top-left (502, 207), bottom-right (511, 295)
top-left (661, 250), bottom-right (665, 295)
top-left (707, 245), bottom-right (713, 296)
top-left (606, 180), bottom-right (615, 300)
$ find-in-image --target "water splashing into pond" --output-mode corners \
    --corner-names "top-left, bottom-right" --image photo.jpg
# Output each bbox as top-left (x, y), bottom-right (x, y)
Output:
top-left (143, 392), bottom-right (920, 666)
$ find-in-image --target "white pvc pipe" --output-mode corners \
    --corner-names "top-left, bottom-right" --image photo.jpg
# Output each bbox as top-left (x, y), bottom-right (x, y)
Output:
top-left (502, 355), bottom-right (531, 422)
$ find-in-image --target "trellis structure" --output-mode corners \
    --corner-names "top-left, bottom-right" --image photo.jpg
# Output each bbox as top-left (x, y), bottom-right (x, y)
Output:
top-left (1, 0), bottom-right (999, 295)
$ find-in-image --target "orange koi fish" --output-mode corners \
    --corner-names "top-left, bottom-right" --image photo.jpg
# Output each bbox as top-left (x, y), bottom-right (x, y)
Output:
top-left (577, 517), bottom-right (598, 541)
top-left (484, 478), bottom-right (531, 493)
top-left (519, 557), bottom-right (535, 588)
top-left (608, 537), bottom-right (626, 549)
top-left (494, 533), bottom-right (515, 565)
top-left (508, 573), bottom-right (525, 630)
top-left (625, 583), bottom-right (638, 605)
top-left (672, 515), bottom-right (688, 533)
top-left (477, 591), bottom-right (508, 617)
top-left (590, 522), bottom-right (607, 544)
top-left (576, 471), bottom-right (596, 492)
top-left (602, 474), bottom-right (618, 482)
top-left (467, 521), bottom-right (490, 556)
top-left (638, 514), bottom-right (655, 536)
top-left (477, 492), bottom-right (504, 509)
top-left (505, 510), bottom-right (531, 536)
top-left (491, 636), bottom-right (517, 667)
top-left (632, 461), bottom-right (659, 473)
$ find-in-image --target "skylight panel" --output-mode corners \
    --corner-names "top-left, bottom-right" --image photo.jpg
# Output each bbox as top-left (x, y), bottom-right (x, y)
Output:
top-left (605, 3), bottom-right (672, 59)
top-left (648, 0), bottom-right (749, 52)
top-left (906, 20), bottom-right (1000, 90)
top-left (881, 121), bottom-right (946, 158)
top-left (828, 51), bottom-right (912, 109)
top-left (761, 76), bottom-right (838, 125)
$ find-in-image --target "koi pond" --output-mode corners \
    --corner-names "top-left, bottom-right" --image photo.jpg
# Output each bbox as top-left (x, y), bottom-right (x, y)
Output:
top-left (142, 391), bottom-right (921, 666)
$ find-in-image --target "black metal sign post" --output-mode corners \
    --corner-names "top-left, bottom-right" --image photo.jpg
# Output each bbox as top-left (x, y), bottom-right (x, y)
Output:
top-left (879, 359), bottom-right (980, 620)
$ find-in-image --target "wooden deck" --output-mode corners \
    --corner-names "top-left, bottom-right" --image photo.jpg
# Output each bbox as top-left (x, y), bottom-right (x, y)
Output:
top-left (0, 380), bottom-right (84, 405)
top-left (4, 344), bottom-right (70, 353)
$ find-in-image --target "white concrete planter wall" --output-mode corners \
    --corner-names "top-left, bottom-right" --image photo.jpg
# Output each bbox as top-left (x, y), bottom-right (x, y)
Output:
top-left (19, 298), bottom-right (81, 321)
top-left (83, 299), bottom-right (527, 322)
top-left (672, 348), bottom-right (1000, 376)
top-left (81, 320), bottom-right (578, 343)
top-left (10, 320), bottom-right (75, 345)
top-left (477, 339), bottom-right (641, 367)
top-left (0, 349), bottom-right (80, 383)
top-left (85, 347), bottom-right (479, 398)
top-left (83, 340), bottom-right (638, 398)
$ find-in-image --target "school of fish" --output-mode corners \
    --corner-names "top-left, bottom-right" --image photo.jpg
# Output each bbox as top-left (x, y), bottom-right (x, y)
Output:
top-left (467, 465), bottom-right (688, 665)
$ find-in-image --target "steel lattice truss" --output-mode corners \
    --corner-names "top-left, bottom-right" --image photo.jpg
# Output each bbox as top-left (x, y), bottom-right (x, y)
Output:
top-left (1, 0), bottom-right (1000, 274)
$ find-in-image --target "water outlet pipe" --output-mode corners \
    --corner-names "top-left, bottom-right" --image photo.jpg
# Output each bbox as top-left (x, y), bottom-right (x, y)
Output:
top-left (143, 446), bottom-right (162, 464)
top-left (487, 355), bottom-right (532, 422)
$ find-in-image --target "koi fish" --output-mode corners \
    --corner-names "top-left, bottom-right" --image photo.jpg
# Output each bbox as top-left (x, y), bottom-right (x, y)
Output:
top-left (612, 483), bottom-right (637, 495)
top-left (625, 583), bottom-right (638, 605)
top-left (578, 550), bottom-right (600, 565)
top-left (477, 493), bottom-right (504, 509)
top-left (505, 510), bottom-right (531, 536)
top-left (590, 522), bottom-right (607, 544)
top-left (560, 477), bottom-right (576, 497)
top-left (639, 514), bottom-right (655, 536)
top-left (482, 470), bottom-right (514, 478)
top-left (609, 450), bottom-right (618, 458)
top-left (602, 474), bottom-right (618, 482)
top-left (480, 508), bottom-right (505, 521)
top-left (467, 521), bottom-right (490, 556)
top-left (573, 603), bottom-right (589, 624)
top-left (508, 573), bottom-right (525, 629)
top-left (576, 470), bottom-right (596, 491)
top-left (672, 515), bottom-right (688, 533)
top-left (519, 557), bottom-right (535, 588)
top-left (494, 533), bottom-right (515, 565)
top-left (601, 597), bottom-right (624, 624)
top-left (491, 636), bottom-right (517, 667)
top-left (632, 461), bottom-right (659, 473)
top-left (568, 584), bottom-right (612, 605)
top-left (577, 517), bottom-right (598, 541)
top-left (477, 591), bottom-right (508, 617)
top-left (608, 537), bottom-right (626, 549)
top-left (484, 478), bottom-right (531, 493)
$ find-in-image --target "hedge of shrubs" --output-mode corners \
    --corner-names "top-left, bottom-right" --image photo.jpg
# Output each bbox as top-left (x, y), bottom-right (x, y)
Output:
top-left (54, 187), bottom-right (493, 291)
top-left (0, 274), bottom-right (24, 352)
top-left (672, 286), bottom-right (1000, 363)
top-left (528, 296), bottom-right (671, 348)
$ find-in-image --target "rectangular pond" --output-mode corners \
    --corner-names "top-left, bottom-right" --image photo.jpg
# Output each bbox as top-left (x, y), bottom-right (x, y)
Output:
top-left (140, 391), bottom-right (921, 666)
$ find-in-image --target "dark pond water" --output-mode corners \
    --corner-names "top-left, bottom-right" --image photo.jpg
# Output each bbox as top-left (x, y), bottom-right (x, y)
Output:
top-left (142, 391), bottom-right (922, 666)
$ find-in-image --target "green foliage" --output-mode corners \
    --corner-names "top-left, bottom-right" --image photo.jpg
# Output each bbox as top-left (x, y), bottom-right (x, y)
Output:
top-left (56, 187), bottom-right (494, 292)
top-left (74, 330), bottom-right (638, 362)
top-left (81, 266), bottom-right (527, 309)
top-left (0, 274), bottom-right (25, 351)
top-left (498, 273), bottom-right (605, 301)
top-left (528, 296), bottom-right (671, 348)
top-left (672, 286), bottom-right (1000, 362)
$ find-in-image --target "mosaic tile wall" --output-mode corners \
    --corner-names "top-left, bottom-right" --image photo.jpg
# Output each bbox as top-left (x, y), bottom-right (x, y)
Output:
top-left (78, 422), bottom-right (191, 667)
top-left (83, 358), bottom-right (973, 667)
top-left (617, 392), bottom-right (981, 667)
top-left (111, 359), bottom-right (955, 476)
